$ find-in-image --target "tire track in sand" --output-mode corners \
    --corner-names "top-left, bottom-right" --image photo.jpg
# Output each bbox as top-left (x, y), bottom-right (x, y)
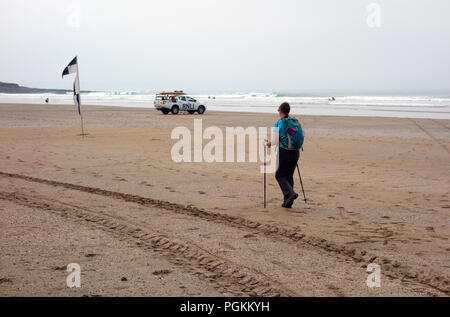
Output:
top-left (409, 119), bottom-right (450, 155)
top-left (0, 191), bottom-right (293, 297)
top-left (0, 171), bottom-right (448, 295)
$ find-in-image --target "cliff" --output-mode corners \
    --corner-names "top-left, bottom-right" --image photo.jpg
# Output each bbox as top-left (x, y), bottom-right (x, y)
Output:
top-left (0, 81), bottom-right (90, 94)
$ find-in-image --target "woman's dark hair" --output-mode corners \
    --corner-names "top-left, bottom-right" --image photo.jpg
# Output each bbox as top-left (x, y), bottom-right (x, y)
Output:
top-left (278, 102), bottom-right (290, 115)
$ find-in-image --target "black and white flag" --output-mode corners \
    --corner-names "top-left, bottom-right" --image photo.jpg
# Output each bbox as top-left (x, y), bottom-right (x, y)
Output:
top-left (62, 56), bottom-right (81, 115)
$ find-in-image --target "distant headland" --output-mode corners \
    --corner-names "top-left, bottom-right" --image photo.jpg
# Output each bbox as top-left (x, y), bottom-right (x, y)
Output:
top-left (0, 81), bottom-right (92, 94)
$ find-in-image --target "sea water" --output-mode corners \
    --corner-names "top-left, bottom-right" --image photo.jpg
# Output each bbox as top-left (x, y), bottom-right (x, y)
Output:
top-left (1, 91), bottom-right (449, 119)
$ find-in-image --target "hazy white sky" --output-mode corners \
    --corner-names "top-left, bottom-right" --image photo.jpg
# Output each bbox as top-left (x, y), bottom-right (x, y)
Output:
top-left (1, 0), bottom-right (450, 92)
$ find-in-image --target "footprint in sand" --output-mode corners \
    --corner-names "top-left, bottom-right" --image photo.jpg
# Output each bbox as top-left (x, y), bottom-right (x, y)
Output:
top-left (152, 269), bottom-right (172, 276)
top-left (164, 186), bottom-right (177, 193)
top-left (0, 278), bottom-right (13, 285)
top-left (271, 260), bottom-right (290, 270)
top-left (198, 191), bottom-right (206, 195)
top-left (326, 284), bottom-right (346, 297)
top-left (219, 242), bottom-right (236, 250)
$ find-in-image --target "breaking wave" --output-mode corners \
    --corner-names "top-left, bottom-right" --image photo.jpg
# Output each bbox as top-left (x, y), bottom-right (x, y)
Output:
top-left (1, 91), bottom-right (450, 119)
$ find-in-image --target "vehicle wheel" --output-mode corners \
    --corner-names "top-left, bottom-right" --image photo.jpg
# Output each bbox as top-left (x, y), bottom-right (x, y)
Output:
top-left (162, 109), bottom-right (169, 115)
top-left (171, 105), bottom-right (179, 115)
top-left (197, 105), bottom-right (205, 115)
top-left (188, 110), bottom-right (195, 114)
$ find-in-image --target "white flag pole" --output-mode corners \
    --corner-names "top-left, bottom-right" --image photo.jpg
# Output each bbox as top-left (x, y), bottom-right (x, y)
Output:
top-left (77, 74), bottom-right (86, 137)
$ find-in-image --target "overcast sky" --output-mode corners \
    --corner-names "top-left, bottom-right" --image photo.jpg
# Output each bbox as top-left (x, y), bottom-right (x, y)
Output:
top-left (1, 0), bottom-right (449, 92)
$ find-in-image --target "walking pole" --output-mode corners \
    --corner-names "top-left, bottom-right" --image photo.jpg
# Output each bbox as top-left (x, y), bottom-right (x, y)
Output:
top-left (264, 142), bottom-right (267, 208)
top-left (296, 163), bottom-right (307, 203)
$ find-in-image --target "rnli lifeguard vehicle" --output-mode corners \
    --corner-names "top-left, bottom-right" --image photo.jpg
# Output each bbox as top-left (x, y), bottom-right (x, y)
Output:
top-left (154, 91), bottom-right (206, 115)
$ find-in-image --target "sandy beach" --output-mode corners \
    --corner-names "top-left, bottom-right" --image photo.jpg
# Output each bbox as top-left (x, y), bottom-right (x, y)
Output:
top-left (0, 103), bottom-right (449, 297)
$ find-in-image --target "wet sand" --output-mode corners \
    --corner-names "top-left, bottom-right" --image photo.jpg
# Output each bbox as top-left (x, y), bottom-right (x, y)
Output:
top-left (0, 103), bottom-right (449, 296)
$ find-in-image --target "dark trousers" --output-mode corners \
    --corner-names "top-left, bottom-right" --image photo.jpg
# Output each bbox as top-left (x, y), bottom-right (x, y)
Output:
top-left (275, 147), bottom-right (300, 198)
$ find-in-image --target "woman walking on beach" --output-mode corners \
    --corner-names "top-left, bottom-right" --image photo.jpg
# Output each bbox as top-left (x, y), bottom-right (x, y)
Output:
top-left (267, 102), bottom-right (304, 208)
